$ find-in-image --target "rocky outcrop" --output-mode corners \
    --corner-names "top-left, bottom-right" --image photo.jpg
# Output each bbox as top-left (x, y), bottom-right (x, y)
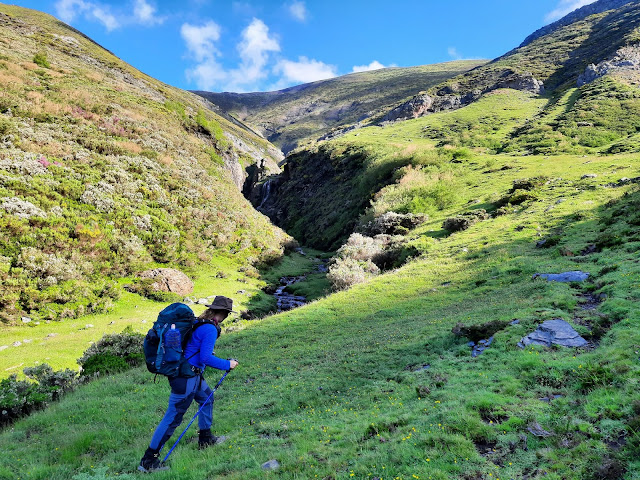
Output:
top-left (494, 71), bottom-right (545, 94)
top-left (139, 268), bottom-right (194, 296)
top-left (382, 94), bottom-right (434, 122)
top-left (382, 71), bottom-right (543, 122)
top-left (577, 45), bottom-right (640, 86)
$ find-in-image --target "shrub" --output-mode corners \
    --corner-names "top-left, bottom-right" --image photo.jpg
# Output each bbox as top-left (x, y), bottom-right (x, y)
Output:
top-left (360, 212), bottom-right (427, 235)
top-left (442, 209), bottom-right (490, 232)
top-left (80, 353), bottom-right (131, 377)
top-left (77, 326), bottom-right (144, 375)
top-left (328, 257), bottom-right (379, 290)
top-left (32, 52), bottom-right (50, 68)
top-left (0, 364), bottom-right (79, 426)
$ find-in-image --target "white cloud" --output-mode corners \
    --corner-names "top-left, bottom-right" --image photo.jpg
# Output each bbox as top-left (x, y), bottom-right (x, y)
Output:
top-left (55, 0), bottom-right (168, 30)
top-left (352, 60), bottom-right (387, 73)
top-left (181, 21), bottom-right (222, 62)
top-left (133, 0), bottom-right (165, 26)
top-left (235, 18), bottom-right (280, 81)
top-left (182, 18), bottom-right (281, 92)
top-left (90, 5), bottom-right (119, 31)
top-left (288, 1), bottom-right (307, 22)
top-left (55, 0), bottom-right (89, 22)
top-left (447, 47), bottom-right (462, 60)
top-left (545, 0), bottom-right (598, 23)
top-left (274, 56), bottom-right (337, 84)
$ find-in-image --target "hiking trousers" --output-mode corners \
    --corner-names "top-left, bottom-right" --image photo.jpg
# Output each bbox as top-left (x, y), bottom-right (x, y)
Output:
top-left (149, 374), bottom-right (213, 451)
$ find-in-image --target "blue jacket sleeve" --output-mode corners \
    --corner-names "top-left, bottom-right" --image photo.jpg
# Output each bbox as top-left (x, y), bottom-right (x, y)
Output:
top-left (198, 324), bottom-right (231, 371)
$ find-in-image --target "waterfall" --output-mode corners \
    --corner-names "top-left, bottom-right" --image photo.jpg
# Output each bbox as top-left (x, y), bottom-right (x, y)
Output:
top-left (258, 179), bottom-right (273, 209)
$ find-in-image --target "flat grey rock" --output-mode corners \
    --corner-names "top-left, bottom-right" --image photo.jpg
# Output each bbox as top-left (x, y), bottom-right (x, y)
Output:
top-left (520, 319), bottom-right (588, 348)
top-left (533, 271), bottom-right (589, 282)
top-left (261, 460), bottom-right (280, 470)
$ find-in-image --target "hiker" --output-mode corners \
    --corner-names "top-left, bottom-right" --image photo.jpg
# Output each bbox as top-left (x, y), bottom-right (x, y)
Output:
top-left (138, 296), bottom-right (239, 473)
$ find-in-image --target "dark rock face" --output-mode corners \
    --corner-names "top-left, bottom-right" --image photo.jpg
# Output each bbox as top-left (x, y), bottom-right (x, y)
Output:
top-left (519, 319), bottom-right (589, 348)
top-left (139, 268), bottom-right (194, 296)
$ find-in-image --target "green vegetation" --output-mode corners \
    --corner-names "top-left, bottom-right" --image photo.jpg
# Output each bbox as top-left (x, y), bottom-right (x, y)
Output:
top-left (0, 152), bottom-right (638, 478)
top-left (32, 51), bottom-right (50, 68)
top-left (3, 2), bottom-right (640, 479)
top-left (0, 5), bottom-right (288, 324)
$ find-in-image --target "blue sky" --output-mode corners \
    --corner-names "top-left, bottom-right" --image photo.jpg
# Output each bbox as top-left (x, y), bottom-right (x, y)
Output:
top-left (13, 0), bottom-right (598, 93)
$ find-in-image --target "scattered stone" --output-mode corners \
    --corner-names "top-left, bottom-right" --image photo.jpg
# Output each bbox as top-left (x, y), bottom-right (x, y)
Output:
top-left (581, 174), bottom-right (597, 179)
top-left (85, 324), bottom-right (94, 329)
top-left (0, 346), bottom-right (7, 352)
top-left (23, 339), bottom-right (32, 343)
top-left (261, 460), bottom-right (280, 471)
top-left (527, 421), bottom-right (554, 438)
top-left (416, 385), bottom-right (431, 397)
top-left (197, 298), bottom-right (209, 305)
top-left (21, 316), bottom-right (31, 323)
top-left (580, 244), bottom-right (597, 255)
top-left (471, 337), bottom-right (494, 357)
top-left (532, 271), bottom-right (590, 282)
top-left (139, 268), bottom-right (194, 296)
top-left (12, 341), bottom-right (21, 347)
top-left (46, 333), bottom-right (57, 338)
top-left (519, 319), bottom-right (588, 348)
top-left (539, 395), bottom-right (563, 403)
top-left (412, 364), bottom-right (431, 372)
top-left (510, 319), bottom-right (520, 325)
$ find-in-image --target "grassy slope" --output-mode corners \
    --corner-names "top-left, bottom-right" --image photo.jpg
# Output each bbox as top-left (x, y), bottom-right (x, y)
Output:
top-left (1, 94), bottom-right (639, 479)
top-left (0, 5), bottom-right (288, 324)
top-left (196, 61), bottom-right (486, 153)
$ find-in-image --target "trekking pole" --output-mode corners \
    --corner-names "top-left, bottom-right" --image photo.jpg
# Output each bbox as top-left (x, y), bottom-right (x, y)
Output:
top-left (161, 369), bottom-right (231, 463)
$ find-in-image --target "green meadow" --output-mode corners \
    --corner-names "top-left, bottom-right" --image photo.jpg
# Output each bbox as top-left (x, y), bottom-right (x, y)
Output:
top-left (1, 143), bottom-right (638, 479)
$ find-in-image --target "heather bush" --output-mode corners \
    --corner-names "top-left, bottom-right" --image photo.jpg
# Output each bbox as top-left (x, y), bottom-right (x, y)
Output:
top-left (327, 257), bottom-right (379, 290)
top-left (77, 327), bottom-right (144, 376)
top-left (442, 209), bottom-right (490, 232)
top-left (0, 364), bottom-right (79, 426)
top-left (360, 211), bottom-right (427, 235)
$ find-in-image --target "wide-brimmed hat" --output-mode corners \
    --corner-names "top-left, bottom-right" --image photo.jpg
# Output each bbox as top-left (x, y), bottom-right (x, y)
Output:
top-left (204, 295), bottom-right (235, 313)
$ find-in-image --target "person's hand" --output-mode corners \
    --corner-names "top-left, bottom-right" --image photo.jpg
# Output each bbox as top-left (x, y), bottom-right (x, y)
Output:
top-left (229, 359), bottom-right (239, 370)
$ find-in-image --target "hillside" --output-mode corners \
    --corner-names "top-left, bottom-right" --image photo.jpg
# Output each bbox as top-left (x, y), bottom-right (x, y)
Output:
top-left (0, 5), bottom-right (289, 325)
top-left (256, 0), bottom-right (640, 251)
top-left (1, 2), bottom-right (640, 479)
top-left (194, 61), bottom-right (486, 154)
top-left (0, 124), bottom-right (638, 479)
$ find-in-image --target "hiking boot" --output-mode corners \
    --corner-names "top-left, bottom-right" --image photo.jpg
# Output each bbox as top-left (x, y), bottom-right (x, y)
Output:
top-left (198, 429), bottom-right (227, 449)
top-left (138, 447), bottom-right (169, 473)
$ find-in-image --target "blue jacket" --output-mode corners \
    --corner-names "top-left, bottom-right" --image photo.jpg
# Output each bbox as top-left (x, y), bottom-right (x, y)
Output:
top-left (185, 323), bottom-right (231, 372)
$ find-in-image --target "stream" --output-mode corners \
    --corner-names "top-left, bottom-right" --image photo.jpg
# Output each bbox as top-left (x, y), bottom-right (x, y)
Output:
top-left (272, 251), bottom-right (329, 312)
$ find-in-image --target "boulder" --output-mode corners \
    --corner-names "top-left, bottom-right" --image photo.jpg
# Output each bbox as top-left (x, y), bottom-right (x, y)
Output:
top-left (261, 460), bottom-right (280, 470)
top-left (139, 268), bottom-right (194, 296)
top-left (519, 319), bottom-right (588, 348)
top-left (382, 94), bottom-right (434, 122)
top-left (532, 271), bottom-right (589, 282)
